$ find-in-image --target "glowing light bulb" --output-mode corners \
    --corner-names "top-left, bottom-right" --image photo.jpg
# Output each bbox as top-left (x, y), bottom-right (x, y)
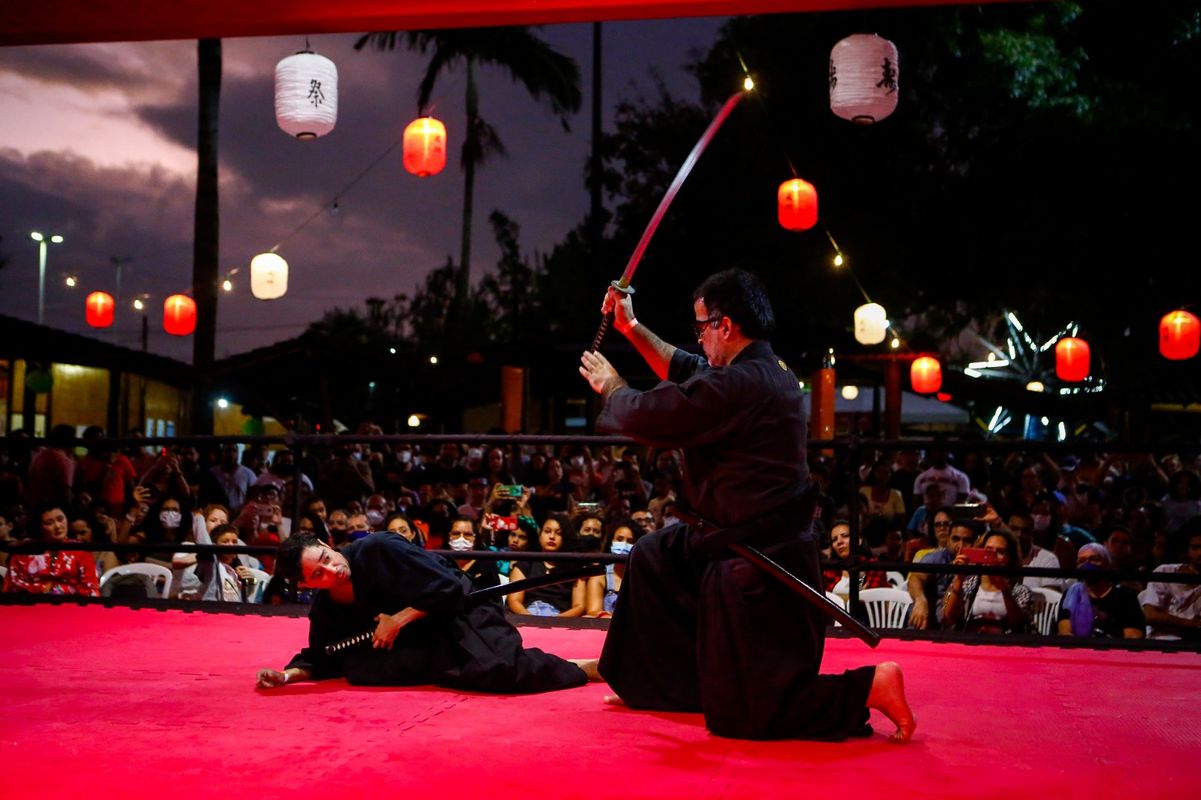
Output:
top-left (833, 253), bottom-right (844, 268)
top-left (221, 279), bottom-right (233, 292)
top-left (407, 414), bottom-right (421, 428)
top-left (841, 385), bottom-right (859, 400)
top-left (743, 76), bottom-right (755, 92)
top-left (217, 398), bottom-right (229, 409)
top-left (64, 275), bottom-right (77, 287)
top-left (429, 355), bottom-right (439, 365)
top-left (1026, 381), bottom-right (1045, 393)
top-left (132, 298), bottom-right (144, 311)
top-left (889, 338), bottom-right (900, 349)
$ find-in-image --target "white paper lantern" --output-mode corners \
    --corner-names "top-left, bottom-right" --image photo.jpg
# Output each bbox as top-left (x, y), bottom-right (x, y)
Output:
top-left (275, 51), bottom-right (338, 139)
top-left (854, 302), bottom-right (888, 345)
top-left (830, 34), bottom-right (899, 124)
top-left (251, 252), bottom-right (288, 300)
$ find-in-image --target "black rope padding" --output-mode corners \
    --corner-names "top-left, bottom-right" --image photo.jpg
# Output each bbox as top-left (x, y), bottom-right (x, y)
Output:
top-left (2, 595), bottom-right (1196, 653)
top-left (5, 432), bottom-right (1189, 458)
top-left (6, 541), bottom-right (1195, 586)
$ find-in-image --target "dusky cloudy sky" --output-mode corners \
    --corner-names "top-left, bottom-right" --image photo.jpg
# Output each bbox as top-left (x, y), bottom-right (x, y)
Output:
top-left (0, 17), bottom-right (727, 362)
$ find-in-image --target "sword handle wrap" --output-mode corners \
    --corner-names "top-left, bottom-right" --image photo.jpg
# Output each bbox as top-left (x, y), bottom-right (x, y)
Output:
top-left (589, 313), bottom-right (613, 353)
top-left (325, 630), bottom-right (372, 655)
top-left (590, 281), bottom-right (635, 353)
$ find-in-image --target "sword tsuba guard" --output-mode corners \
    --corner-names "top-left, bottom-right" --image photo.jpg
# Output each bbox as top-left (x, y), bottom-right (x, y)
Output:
top-left (610, 281), bottom-right (635, 295)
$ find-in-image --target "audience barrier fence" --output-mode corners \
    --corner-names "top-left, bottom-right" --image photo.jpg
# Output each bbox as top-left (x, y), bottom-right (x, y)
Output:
top-left (2, 432), bottom-right (1198, 652)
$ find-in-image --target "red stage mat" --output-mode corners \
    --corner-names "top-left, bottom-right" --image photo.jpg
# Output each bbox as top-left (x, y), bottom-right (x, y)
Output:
top-left (1, 605), bottom-right (1198, 798)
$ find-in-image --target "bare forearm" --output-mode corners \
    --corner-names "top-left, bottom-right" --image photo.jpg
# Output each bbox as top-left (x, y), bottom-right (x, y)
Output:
top-left (1143, 604), bottom-right (1198, 632)
top-left (624, 322), bottom-right (676, 381)
top-left (389, 607), bottom-right (426, 628)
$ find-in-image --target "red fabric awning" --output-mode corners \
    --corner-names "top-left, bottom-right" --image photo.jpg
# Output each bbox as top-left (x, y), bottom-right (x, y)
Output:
top-left (1, 0), bottom-right (1022, 47)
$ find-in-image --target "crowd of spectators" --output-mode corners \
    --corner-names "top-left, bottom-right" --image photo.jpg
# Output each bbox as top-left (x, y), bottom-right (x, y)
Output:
top-left (0, 426), bottom-right (1198, 643)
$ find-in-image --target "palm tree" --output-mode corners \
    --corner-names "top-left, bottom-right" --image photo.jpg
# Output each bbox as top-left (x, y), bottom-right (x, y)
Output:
top-left (192, 38), bottom-right (221, 434)
top-left (355, 27), bottom-right (581, 322)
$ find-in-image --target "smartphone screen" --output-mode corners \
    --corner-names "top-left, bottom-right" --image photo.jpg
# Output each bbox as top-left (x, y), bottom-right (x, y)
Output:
top-left (960, 547), bottom-right (997, 565)
top-left (948, 503), bottom-right (984, 520)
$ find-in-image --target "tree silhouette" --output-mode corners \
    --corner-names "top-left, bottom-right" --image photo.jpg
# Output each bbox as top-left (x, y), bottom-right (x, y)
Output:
top-left (355, 27), bottom-right (581, 326)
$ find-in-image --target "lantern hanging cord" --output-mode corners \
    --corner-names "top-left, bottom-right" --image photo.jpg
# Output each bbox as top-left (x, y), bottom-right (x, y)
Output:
top-left (268, 134), bottom-right (406, 253)
top-left (728, 41), bottom-right (799, 180)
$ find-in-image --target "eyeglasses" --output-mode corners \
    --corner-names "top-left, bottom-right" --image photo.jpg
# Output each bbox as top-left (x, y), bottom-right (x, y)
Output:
top-left (691, 315), bottom-right (723, 338)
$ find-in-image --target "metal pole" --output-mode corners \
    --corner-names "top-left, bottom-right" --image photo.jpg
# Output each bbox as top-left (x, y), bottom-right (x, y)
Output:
top-left (37, 239), bottom-right (47, 326)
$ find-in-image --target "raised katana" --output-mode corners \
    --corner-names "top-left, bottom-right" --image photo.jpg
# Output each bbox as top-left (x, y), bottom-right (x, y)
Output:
top-left (590, 87), bottom-right (749, 352)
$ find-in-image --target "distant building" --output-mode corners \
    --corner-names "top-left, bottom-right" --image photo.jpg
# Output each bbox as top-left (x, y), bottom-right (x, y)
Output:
top-left (0, 315), bottom-right (191, 437)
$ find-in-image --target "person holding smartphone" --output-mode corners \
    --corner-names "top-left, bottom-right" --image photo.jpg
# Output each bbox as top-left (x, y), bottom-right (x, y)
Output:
top-left (943, 526), bottom-right (1031, 634)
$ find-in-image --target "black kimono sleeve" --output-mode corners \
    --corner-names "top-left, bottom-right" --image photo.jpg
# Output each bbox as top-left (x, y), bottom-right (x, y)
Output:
top-left (596, 353), bottom-right (742, 448)
top-left (285, 595), bottom-right (359, 680)
top-left (354, 534), bottom-right (467, 616)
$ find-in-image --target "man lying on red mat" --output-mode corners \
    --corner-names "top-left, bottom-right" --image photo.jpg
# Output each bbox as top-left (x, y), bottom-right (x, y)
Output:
top-left (254, 532), bottom-right (599, 693)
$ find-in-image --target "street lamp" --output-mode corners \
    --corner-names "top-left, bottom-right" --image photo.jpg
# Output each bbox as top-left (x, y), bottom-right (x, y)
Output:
top-left (30, 231), bottom-right (64, 326)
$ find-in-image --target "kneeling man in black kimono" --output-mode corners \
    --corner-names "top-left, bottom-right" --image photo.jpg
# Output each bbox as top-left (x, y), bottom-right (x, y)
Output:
top-left (255, 533), bottom-right (595, 693)
top-left (579, 268), bottom-right (915, 742)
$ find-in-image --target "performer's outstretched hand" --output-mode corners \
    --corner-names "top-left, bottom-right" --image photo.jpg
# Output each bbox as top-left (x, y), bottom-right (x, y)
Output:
top-left (580, 350), bottom-right (621, 395)
top-left (256, 668), bottom-right (288, 689)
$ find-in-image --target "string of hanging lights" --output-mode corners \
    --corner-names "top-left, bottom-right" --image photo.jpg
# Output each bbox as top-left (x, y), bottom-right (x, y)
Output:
top-left (62, 30), bottom-right (1197, 380)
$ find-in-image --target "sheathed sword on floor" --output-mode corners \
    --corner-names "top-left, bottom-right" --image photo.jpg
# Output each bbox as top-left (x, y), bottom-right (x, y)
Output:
top-left (672, 507), bottom-right (881, 648)
top-left (325, 562), bottom-right (607, 655)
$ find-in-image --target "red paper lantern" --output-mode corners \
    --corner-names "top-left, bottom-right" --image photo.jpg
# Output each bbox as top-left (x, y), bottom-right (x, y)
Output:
top-left (910, 356), bottom-right (942, 394)
top-left (777, 178), bottom-right (818, 231)
top-left (403, 116), bottom-right (447, 177)
top-left (85, 291), bottom-right (115, 328)
top-left (163, 294), bottom-right (196, 336)
top-left (1055, 337), bottom-right (1090, 382)
top-left (1160, 310), bottom-right (1200, 360)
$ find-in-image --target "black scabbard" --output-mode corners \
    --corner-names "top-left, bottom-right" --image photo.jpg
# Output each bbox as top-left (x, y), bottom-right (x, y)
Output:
top-left (674, 506), bottom-right (881, 648)
top-left (324, 562), bottom-right (607, 656)
top-left (727, 541), bottom-right (880, 648)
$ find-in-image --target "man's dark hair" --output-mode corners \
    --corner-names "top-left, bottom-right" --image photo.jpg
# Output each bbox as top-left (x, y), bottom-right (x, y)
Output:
top-left (692, 268), bottom-right (775, 339)
top-left (950, 519), bottom-right (985, 538)
top-left (47, 424), bottom-right (76, 448)
top-left (276, 533), bottom-right (323, 582)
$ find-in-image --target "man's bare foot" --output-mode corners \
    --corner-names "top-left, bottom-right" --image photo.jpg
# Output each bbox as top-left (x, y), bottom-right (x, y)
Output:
top-left (602, 694), bottom-right (626, 707)
top-left (570, 658), bottom-right (601, 682)
top-left (866, 662), bottom-right (916, 744)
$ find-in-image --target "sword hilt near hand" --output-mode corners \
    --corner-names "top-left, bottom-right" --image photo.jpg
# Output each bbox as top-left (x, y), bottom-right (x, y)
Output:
top-left (590, 281), bottom-right (635, 353)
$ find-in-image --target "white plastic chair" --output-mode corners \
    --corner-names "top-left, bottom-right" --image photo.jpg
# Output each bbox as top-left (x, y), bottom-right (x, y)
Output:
top-left (1028, 586), bottom-right (1062, 636)
top-left (886, 571), bottom-right (906, 590)
top-left (858, 587), bottom-right (914, 629)
top-left (99, 563), bottom-right (173, 599)
top-left (825, 591), bottom-right (846, 628)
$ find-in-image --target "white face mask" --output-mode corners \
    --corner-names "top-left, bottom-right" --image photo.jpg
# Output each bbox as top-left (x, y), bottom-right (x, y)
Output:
top-left (448, 537), bottom-right (473, 552)
top-left (160, 510), bottom-right (182, 529)
top-left (610, 541), bottom-right (634, 556)
top-left (365, 510), bottom-right (386, 528)
top-left (1032, 514), bottom-right (1052, 532)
